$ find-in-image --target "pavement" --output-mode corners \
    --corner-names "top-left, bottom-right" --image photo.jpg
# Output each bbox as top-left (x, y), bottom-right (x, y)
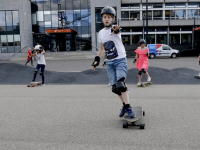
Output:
top-left (0, 54), bottom-right (200, 150)
top-left (0, 84), bottom-right (200, 150)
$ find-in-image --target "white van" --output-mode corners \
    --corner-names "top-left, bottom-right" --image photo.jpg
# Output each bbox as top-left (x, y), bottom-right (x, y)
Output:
top-left (147, 44), bottom-right (180, 59)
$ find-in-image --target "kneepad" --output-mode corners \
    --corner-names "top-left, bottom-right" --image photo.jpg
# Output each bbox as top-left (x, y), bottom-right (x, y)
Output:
top-left (142, 69), bottom-right (146, 74)
top-left (116, 78), bottom-right (127, 92)
top-left (34, 69), bottom-right (38, 74)
top-left (112, 85), bottom-right (121, 96)
top-left (138, 71), bottom-right (142, 75)
top-left (40, 72), bottom-right (43, 76)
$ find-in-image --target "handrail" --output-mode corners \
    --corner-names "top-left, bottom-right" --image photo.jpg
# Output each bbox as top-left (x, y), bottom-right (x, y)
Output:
top-left (9, 46), bottom-right (28, 60)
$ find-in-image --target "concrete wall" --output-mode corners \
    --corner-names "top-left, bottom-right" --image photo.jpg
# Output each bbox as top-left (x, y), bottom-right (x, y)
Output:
top-left (90, 0), bottom-right (121, 54)
top-left (0, 0), bottom-right (32, 60)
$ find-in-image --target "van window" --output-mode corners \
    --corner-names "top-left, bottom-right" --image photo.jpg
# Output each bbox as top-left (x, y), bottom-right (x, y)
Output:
top-left (162, 45), bottom-right (170, 50)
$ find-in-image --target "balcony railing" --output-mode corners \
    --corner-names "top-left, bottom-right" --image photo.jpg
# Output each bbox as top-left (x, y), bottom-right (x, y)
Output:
top-left (119, 17), bottom-right (200, 21)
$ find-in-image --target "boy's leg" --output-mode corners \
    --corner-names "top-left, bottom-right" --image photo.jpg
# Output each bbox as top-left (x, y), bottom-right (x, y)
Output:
top-left (40, 65), bottom-right (45, 84)
top-left (25, 60), bottom-right (30, 65)
top-left (32, 64), bottom-right (39, 82)
top-left (115, 58), bottom-right (135, 118)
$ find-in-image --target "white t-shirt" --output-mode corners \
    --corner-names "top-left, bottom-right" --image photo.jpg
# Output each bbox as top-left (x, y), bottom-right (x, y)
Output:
top-left (37, 53), bottom-right (46, 65)
top-left (98, 27), bottom-right (126, 60)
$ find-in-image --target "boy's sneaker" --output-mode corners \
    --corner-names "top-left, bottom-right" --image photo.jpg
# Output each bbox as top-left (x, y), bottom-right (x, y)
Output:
top-left (147, 76), bottom-right (151, 82)
top-left (119, 106), bottom-right (126, 117)
top-left (126, 107), bottom-right (136, 118)
top-left (42, 84), bottom-right (45, 86)
top-left (137, 82), bottom-right (141, 86)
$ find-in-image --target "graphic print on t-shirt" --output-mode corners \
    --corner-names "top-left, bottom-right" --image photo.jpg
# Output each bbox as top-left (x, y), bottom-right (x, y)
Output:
top-left (103, 41), bottom-right (118, 60)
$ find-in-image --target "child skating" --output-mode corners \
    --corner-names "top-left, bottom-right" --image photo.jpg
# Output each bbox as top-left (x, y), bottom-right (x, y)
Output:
top-left (92, 6), bottom-right (135, 118)
top-left (31, 45), bottom-right (46, 86)
top-left (25, 47), bottom-right (33, 66)
top-left (133, 39), bottom-right (151, 86)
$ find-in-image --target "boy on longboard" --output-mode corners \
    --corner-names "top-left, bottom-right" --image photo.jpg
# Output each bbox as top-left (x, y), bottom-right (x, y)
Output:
top-left (31, 45), bottom-right (46, 86)
top-left (92, 6), bottom-right (135, 118)
top-left (133, 39), bottom-right (151, 86)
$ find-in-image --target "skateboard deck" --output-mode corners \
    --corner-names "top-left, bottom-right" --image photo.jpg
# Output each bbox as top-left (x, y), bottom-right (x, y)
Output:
top-left (27, 81), bottom-right (42, 87)
top-left (137, 82), bottom-right (152, 87)
top-left (122, 106), bottom-right (145, 129)
top-left (193, 75), bottom-right (200, 79)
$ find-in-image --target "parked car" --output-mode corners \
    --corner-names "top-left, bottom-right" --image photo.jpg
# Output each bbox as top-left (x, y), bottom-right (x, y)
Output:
top-left (147, 44), bottom-right (180, 59)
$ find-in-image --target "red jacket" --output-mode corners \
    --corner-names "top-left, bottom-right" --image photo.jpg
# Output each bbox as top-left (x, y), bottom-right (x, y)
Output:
top-left (27, 50), bottom-right (31, 61)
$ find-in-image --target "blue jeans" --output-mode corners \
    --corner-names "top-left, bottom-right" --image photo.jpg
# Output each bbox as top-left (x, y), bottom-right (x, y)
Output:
top-left (33, 64), bottom-right (45, 84)
top-left (106, 58), bottom-right (128, 86)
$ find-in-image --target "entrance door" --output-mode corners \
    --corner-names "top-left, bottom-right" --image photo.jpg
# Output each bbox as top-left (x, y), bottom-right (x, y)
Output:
top-left (56, 34), bottom-right (66, 51)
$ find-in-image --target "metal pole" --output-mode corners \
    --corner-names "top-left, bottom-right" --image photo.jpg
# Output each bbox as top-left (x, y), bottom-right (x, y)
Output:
top-left (146, 0), bottom-right (148, 43)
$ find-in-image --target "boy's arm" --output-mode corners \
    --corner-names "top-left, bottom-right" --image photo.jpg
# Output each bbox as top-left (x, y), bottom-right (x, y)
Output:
top-left (92, 43), bottom-right (104, 70)
top-left (42, 50), bottom-right (45, 55)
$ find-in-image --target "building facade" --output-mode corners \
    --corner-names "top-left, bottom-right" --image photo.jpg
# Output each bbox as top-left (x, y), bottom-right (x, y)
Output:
top-left (0, 0), bottom-right (200, 60)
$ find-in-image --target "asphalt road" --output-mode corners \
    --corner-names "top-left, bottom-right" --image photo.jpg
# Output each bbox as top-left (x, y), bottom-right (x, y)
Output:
top-left (0, 84), bottom-right (200, 150)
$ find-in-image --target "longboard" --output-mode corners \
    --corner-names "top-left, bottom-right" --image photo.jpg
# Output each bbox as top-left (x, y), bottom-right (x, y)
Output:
top-left (193, 75), bottom-right (200, 79)
top-left (137, 82), bottom-right (153, 87)
top-left (122, 106), bottom-right (145, 129)
top-left (27, 81), bottom-right (42, 87)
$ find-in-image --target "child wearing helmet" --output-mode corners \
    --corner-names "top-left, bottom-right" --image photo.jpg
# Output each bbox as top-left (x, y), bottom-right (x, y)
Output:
top-left (31, 45), bottom-right (46, 86)
top-left (133, 39), bottom-right (151, 85)
top-left (91, 6), bottom-right (135, 118)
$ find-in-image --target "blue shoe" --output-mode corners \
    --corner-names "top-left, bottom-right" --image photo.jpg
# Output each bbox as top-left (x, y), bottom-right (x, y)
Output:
top-left (119, 106), bottom-right (126, 117)
top-left (126, 107), bottom-right (136, 118)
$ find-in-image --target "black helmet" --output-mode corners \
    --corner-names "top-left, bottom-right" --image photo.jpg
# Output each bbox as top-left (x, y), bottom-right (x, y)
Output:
top-left (101, 6), bottom-right (116, 17)
top-left (138, 39), bottom-right (146, 45)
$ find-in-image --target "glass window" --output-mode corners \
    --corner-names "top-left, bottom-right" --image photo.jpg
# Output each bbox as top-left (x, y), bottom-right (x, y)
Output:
top-left (36, 1), bottom-right (43, 11)
top-left (121, 27), bottom-right (130, 32)
top-left (13, 26), bottom-right (20, 34)
top-left (66, 0), bottom-right (73, 10)
top-left (37, 11), bottom-right (44, 21)
top-left (175, 10), bottom-right (186, 19)
top-left (153, 10), bottom-right (162, 20)
top-left (7, 35), bottom-right (14, 53)
top-left (6, 11), bottom-right (12, 26)
top-left (156, 27), bottom-right (167, 31)
top-left (181, 27), bottom-right (192, 31)
top-left (188, 3), bottom-right (200, 8)
top-left (181, 34), bottom-right (192, 44)
top-left (170, 34), bottom-right (180, 44)
top-left (82, 26), bottom-right (89, 35)
top-left (12, 11), bottom-right (19, 26)
top-left (0, 26), bottom-right (7, 35)
top-left (157, 34), bottom-right (167, 44)
top-left (165, 3), bottom-right (185, 8)
top-left (188, 10), bottom-right (199, 19)
top-left (166, 10), bottom-right (186, 20)
top-left (65, 10), bottom-right (74, 26)
top-left (81, 9), bottom-right (89, 26)
top-left (51, 0), bottom-right (58, 10)
top-left (81, 0), bottom-right (89, 9)
top-left (122, 35), bottom-right (130, 45)
top-left (74, 10), bottom-right (81, 26)
top-left (73, 0), bottom-right (80, 10)
top-left (6, 26), bottom-right (13, 35)
top-left (58, 0), bottom-right (66, 10)
top-left (132, 35), bottom-right (143, 44)
top-left (170, 26), bottom-right (180, 31)
top-left (45, 21), bottom-right (51, 27)
top-left (52, 15), bottom-right (58, 27)
top-left (121, 4), bottom-right (140, 9)
top-left (143, 3), bottom-right (162, 8)
top-left (145, 34), bottom-right (155, 44)
top-left (131, 27), bottom-right (143, 32)
top-left (1, 35), bottom-right (7, 53)
top-left (32, 13), bottom-right (37, 24)
top-left (130, 11), bottom-right (140, 20)
top-left (44, 1), bottom-right (50, 11)
top-left (142, 11), bottom-right (152, 20)
top-left (121, 11), bottom-right (129, 20)
top-left (0, 11), bottom-right (6, 26)
top-left (44, 14), bottom-right (51, 21)
top-left (162, 45), bottom-right (170, 50)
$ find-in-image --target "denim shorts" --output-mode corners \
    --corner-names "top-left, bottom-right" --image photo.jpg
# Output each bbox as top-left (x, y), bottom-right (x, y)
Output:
top-left (106, 57), bottom-right (128, 86)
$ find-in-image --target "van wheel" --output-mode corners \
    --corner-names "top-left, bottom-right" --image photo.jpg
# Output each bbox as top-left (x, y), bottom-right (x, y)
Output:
top-left (171, 53), bottom-right (177, 58)
top-left (150, 53), bottom-right (155, 59)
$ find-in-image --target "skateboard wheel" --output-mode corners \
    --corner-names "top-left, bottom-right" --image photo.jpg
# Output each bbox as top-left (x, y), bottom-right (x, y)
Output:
top-left (37, 83), bottom-right (40, 85)
top-left (143, 85), bottom-right (146, 87)
top-left (139, 124), bottom-right (145, 129)
top-left (123, 122), bottom-right (128, 128)
top-left (143, 111), bottom-right (145, 116)
top-left (32, 85), bottom-right (35, 87)
top-left (27, 85), bottom-right (30, 87)
top-left (150, 82), bottom-right (153, 85)
top-left (137, 85), bottom-right (140, 87)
